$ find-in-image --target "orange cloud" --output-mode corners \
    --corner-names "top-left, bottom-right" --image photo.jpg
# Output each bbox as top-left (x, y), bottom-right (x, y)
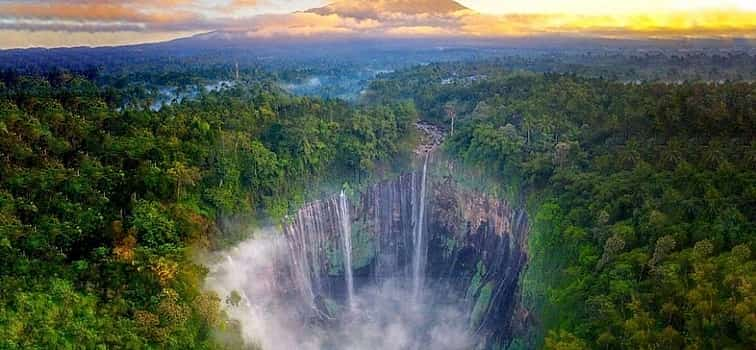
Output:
top-left (230, 0), bottom-right (259, 7)
top-left (309, 0), bottom-right (470, 18)
top-left (216, 8), bottom-right (755, 40)
top-left (0, 0), bottom-right (206, 32)
top-left (220, 0), bottom-right (259, 12)
top-left (230, 13), bottom-right (382, 37)
top-left (459, 11), bottom-right (756, 38)
top-left (0, 0), bottom-right (754, 48)
top-left (0, 29), bottom-right (198, 48)
top-left (0, 3), bottom-right (196, 23)
top-left (384, 26), bottom-right (457, 37)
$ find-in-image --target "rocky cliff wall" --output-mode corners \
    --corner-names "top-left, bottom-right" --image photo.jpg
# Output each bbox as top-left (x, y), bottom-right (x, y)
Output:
top-left (277, 156), bottom-right (530, 348)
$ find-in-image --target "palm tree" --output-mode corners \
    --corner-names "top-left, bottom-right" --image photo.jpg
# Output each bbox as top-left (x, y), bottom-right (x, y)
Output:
top-left (744, 141), bottom-right (756, 168)
top-left (619, 139), bottom-right (643, 169)
top-left (660, 138), bottom-right (685, 168)
top-left (701, 138), bottom-right (727, 169)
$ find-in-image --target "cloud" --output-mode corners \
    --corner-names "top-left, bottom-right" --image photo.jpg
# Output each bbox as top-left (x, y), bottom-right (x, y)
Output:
top-left (216, 8), bottom-right (756, 40)
top-left (218, 0), bottom-right (260, 12)
top-left (228, 0), bottom-right (259, 7)
top-left (308, 0), bottom-right (470, 18)
top-left (0, 29), bottom-right (198, 48)
top-left (0, 0), bottom-right (754, 48)
top-left (228, 10), bottom-right (464, 38)
top-left (384, 26), bottom-right (458, 37)
top-left (0, 0), bottom-right (209, 32)
top-left (458, 11), bottom-right (756, 38)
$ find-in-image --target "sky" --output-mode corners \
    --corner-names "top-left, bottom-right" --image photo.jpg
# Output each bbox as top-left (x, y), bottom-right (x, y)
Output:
top-left (0, 0), bottom-right (754, 48)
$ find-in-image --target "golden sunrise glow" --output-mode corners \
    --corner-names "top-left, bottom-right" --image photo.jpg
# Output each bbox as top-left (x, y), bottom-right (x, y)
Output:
top-left (460, 0), bottom-right (755, 15)
top-left (0, 0), bottom-right (753, 48)
top-left (459, 10), bottom-right (756, 38)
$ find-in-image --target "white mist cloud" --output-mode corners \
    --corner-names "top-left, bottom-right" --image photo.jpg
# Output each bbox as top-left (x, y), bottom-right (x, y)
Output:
top-left (204, 229), bottom-right (473, 350)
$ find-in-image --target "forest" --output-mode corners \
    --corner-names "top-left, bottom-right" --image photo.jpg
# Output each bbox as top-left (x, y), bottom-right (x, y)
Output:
top-left (0, 48), bottom-right (754, 349)
top-left (0, 73), bottom-right (416, 348)
top-left (368, 66), bottom-right (755, 349)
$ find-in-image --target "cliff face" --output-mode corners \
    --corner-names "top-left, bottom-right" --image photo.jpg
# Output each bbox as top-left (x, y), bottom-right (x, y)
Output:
top-left (425, 173), bottom-right (529, 347)
top-left (276, 156), bottom-right (530, 348)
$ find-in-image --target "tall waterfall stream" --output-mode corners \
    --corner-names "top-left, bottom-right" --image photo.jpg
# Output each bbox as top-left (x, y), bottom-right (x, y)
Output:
top-left (339, 190), bottom-right (355, 310)
top-left (206, 126), bottom-right (529, 350)
top-left (411, 153), bottom-right (429, 302)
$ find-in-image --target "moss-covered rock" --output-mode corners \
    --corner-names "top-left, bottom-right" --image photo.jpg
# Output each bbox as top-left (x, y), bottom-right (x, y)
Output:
top-left (470, 281), bottom-right (494, 328)
top-left (466, 261), bottom-right (487, 300)
top-left (350, 222), bottom-right (376, 270)
top-left (326, 240), bottom-right (344, 276)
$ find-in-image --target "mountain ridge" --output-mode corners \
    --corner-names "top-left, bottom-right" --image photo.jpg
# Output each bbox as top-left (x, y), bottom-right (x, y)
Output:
top-left (306, 0), bottom-right (470, 18)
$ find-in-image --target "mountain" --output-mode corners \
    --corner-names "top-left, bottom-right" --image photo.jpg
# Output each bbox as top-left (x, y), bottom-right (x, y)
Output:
top-left (306, 0), bottom-right (470, 18)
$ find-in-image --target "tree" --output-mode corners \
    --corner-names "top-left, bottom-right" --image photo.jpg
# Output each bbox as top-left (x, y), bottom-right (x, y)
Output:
top-left (702, 139), bottom-right (728, 169)
top-left (544, 330), bottom-right (588, 350)
top-left (597, 234), bottom-right (625, 270)
top-left (167, 161), bottom-right (201, 201)
top-left (444, 101), bottom-right (458, 136)
top-left (660, 138), bottom-right (685, 169)
top-left (649, 235), bottom-right (676, 269)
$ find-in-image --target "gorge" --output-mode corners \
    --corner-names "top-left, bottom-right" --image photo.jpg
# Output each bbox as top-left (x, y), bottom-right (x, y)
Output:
top-left (206, 127), bottom-right (531, 350)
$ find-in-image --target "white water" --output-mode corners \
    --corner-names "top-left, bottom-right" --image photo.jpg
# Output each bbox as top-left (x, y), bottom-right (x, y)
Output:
top-left (339, 190), bottom-right (355, 309)
top-left (204, 148), bottom-right (514, 349)
top-left (412, 153), bottom-right (430, 301)
top-left (205, 161), bottom-right (491, 350)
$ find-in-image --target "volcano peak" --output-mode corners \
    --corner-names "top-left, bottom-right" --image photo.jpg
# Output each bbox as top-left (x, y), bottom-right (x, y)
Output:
top-left (307, 0), bottom-right (470, 18)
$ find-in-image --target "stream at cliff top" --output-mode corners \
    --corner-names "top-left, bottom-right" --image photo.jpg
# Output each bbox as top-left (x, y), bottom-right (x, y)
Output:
top-left (206, 137), bottom-right (529, 350)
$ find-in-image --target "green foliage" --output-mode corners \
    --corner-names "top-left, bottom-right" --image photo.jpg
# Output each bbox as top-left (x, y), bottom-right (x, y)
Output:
top-left (471, 282), bottom-right (495, 328)
top-left (0, 75), bottom-right (415, 348)
top-left (132, 201), bottom-right (180, 248)
top-left (374, 68), bottom-right (756, 349)
top-left (544, 330), bottom-right (588, 350)
top-left (0, 278), bottom-right (139, 350)
top-left (466, 261), bottom-right (487, 300)
top-left (350, 222), bottom-right (376, 270)
top-left (326, 239), bottom-right (345, 277)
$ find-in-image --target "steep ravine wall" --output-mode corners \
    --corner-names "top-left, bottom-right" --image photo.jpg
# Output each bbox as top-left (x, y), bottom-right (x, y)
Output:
top-left (277, 157), bottom-right (531, 348)
top-left (425, 173), bottom-right (530, 348)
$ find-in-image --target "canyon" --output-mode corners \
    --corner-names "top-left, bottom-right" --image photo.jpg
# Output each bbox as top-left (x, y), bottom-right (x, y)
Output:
top-left (207, 127), bottom-right (531, 349)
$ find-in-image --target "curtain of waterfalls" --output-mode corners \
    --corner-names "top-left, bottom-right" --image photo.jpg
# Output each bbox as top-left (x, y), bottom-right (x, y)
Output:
top-left (207, 181), bottom-right (530, 350)
top-left (206, 140), bottom-right (531, 349)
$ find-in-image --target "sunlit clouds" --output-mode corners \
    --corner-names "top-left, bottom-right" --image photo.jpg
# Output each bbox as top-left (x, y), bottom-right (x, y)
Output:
top-left (0, 0), bottom-right (754, 48)
top-left (460, 11), bottom-right (756, 39)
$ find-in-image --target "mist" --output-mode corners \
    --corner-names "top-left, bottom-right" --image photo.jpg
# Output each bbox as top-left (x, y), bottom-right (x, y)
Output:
top-left (204, 231), bottom-right (473, 350)
top-left (203, 135), bottom-right (528, 350)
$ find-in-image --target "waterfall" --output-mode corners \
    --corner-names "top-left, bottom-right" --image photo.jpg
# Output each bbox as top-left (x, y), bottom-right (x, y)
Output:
top-left (204, 123), bottom-right (538, 349)
top-left (208, 150), bottom-right (534, 350)
top-left (282, 198), bottom-right (339, 315)
top-left (363, 173), bottom-right (415, 283)
top-left (412, 153), bottom-right (430, 300)
top-left (339, 190), bottom-right (355, 309)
